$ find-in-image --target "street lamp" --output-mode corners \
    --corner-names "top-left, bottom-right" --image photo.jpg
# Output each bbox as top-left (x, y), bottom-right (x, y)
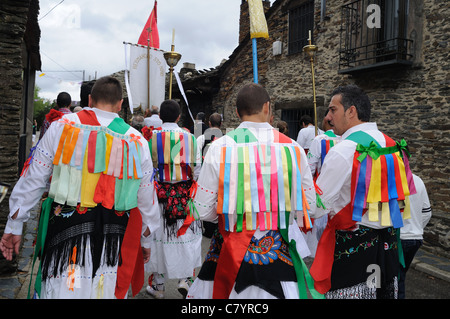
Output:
top-left (303, 30), bottom-right (319, 136)
top-left (163, 31), bottom-right (182, 99)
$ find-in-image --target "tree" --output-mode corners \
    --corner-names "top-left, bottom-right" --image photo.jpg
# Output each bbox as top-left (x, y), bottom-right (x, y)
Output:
top-left (33, 85), bottom-right (54, 130)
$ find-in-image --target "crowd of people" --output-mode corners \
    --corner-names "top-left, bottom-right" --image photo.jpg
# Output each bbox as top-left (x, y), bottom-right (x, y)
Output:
top-left (0, 77), bottom-right (431, 299)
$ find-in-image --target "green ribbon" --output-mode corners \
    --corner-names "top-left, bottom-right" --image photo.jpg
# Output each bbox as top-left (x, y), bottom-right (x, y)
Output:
top-left (356, 141), bottom-right (382, 162)
top-left (356, 139), bottom-right (410, 163)
top-left (279, 212), bottom-right (324, 299)
top-left (188, 198), bottom-right (200, 220)
top-left (396, 139), bottom-right (410, 159)
top-left (28, 197), bottom-right (53, 299)
top-left (316, 193), bottom-right (326, 210)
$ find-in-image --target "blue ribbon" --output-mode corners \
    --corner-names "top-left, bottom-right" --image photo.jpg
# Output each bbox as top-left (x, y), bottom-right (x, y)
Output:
top-left (386, 154), bottom-right (403, 228)
top-left (78, 129), bottom-right (90, 170)
top-left (127, 140), bottom-right (143, 178)
top-left (223, 147), bottom-right (232, 231)
top-left (156, 132), bottom-right (164, 182)
top-left (321, 139), bottom-right (327, 166)
top-left (352, 157), bottom-right (367, 222)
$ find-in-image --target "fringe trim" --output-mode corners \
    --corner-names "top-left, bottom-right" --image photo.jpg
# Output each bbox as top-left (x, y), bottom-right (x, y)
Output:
top-left (41, 230), bottom-right (125, 281)
top-left (325, 276), bottom-right (398, 299)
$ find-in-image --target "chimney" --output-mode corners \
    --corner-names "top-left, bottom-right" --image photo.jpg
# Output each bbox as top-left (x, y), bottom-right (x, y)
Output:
top-left (239, 0), bottom-right (271, 44)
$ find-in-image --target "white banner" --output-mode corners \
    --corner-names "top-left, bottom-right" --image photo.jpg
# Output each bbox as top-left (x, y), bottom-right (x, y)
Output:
top-left (127, 44), bottom-right (166, 112)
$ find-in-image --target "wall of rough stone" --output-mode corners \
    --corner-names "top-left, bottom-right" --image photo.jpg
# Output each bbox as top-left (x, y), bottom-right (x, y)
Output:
top-left (0, 1), bottom-right (32, 225)
top-left (214, 0), bottom-right (449, 256)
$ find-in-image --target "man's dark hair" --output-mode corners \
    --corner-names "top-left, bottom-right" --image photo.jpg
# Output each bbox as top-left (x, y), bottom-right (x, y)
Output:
top-left (56, 92), bottom-right (71, 109)
top-left (300, 114), bottom-right (313, 126)
top-left (236, 83), bottom-right (270, 117)
top-left (90, 76), bottom-right (122, 105)
top-left (159, 100), bottom-right (181, 123)
top-left (196, 112), bottom-right (205, 122)
top-left (209, 113), bottom-right (222, 128)
top-left (331, 84), bottom-right (371, 122)
top-left (80, 81), bottom-right (95, 107)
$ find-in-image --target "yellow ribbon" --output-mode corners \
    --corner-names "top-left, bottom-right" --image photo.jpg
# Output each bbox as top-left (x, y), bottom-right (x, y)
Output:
top-left (367, 157), bottom-right (382, 204)
top-left (97, 274), bottom-right (104, 299)
top-left (80, 146), bottom-right (101, 207)
top-left (403, 196), bottom-right (411, 220)
top-left (243, 147), bottom-right (253, 230)
top-left (103, 133), bottom-right (114, 174)
top-left (381, 202), bottom-right (391, 226)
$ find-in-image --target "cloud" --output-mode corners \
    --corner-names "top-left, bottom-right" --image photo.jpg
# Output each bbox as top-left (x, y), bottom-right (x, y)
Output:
top-left (36, 0), bottom-right (266, 101)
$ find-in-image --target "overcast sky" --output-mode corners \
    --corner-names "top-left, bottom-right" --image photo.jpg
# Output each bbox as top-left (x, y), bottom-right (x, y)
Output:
top-left (37, 0), bottom-right (271, 101)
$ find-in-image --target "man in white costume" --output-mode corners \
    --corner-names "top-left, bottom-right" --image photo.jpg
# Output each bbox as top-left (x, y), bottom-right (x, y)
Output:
top-left (310, 84), bottom-right (416, 299)
top-left (146, 100), bottom-right (202, 299)
top-left (303, 111), bottom-right (341, 258)
top-left (0, 76), bottom-right (160, 299)
top-left (187, 83), bottom-right (322, 299)
top-left (398, 173), bottom-right (432, 298)
top-left (296, 114), bottom-right (323, 152)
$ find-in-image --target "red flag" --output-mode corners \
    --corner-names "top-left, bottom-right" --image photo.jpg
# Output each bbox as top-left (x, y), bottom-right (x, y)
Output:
top-left (138, 1), bottom-right (159, 48)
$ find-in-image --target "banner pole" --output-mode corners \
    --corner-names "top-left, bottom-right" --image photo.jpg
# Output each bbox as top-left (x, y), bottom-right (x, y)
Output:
top-left (252, 38), bottom-right (258, 83)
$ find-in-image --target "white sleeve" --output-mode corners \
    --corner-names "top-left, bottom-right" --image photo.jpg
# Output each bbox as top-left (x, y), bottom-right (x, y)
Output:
top-left (419, 179), bottom-right (432, 229)
top-left (192, 143), bottom-right (220, 223)
top-left (137, 140), bottom-right (161, 240)
top-left (6, 121), bottom-right (62, 235)
top-left (307, 137), bottom-right (322, 176)
top-left (298, 145), bottom-right (316, 218)
top-left (315, 148), bottom-right (353, 219)
top-left (193, 138), bottom-right (202, 181)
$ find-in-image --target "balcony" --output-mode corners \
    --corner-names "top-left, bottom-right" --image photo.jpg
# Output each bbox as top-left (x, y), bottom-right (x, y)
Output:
top-left (338, 0), bottom-right (413, 74)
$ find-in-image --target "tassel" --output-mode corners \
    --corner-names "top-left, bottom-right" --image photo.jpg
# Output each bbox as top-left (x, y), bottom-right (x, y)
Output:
top-left (67, 246), bottom-right (77, 291)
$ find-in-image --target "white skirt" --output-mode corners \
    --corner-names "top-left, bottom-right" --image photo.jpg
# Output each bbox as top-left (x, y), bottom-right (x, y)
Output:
top-left (146, 209), bottom-right (202, 279)
top-left (187, 224), bottom-right (310, 299)
top-left (40, 238), bottom-right (122, 299)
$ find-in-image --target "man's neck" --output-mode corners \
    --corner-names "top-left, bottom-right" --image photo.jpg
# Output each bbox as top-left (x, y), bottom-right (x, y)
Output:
top-left (240, 114), bottom-right (268, 123)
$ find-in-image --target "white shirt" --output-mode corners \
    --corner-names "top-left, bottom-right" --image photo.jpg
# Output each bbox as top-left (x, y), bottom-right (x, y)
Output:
top-left (144, 114), bottom-right (163, 128)
top-left (7, 108), bottom-right (161, 240)
top-left (315, 122), bottom-right (391, 229)
top-left (307, 130), bottom-right (341, 176)
top-left (296, 125), bottom-right (323, 150)
top-left (401, 174), bottom-right (432, 240)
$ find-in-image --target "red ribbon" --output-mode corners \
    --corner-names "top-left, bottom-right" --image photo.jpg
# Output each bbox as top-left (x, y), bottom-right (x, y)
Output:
top-left (212, 218), bottom-right (255, 299)
top-left (115, 207), bottom-right (144, 299)
top-left (177, 181), bottom-right (198, 237)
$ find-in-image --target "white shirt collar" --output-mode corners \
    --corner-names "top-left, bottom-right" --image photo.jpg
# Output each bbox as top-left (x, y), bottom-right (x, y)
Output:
top-left (238, 121), bottom-right (272, 129)
top-left (161, 122), bottom-right (180, 129)
top-left (341, 122), bottom-right (378, 140)
top-left (91, 107), bottom-right (119, 120)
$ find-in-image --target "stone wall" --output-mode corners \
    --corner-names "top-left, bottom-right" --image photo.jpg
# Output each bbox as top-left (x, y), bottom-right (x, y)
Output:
top-left (213, 0), bottom-right (449, 256)
top-left (0, 0), bottom-right (41, 273)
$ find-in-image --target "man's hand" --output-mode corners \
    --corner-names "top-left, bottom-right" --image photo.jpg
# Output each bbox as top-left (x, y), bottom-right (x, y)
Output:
top-left (0, 233), bottom-right (22, 261)
top-left (142, 247), bottom-right (151, 264)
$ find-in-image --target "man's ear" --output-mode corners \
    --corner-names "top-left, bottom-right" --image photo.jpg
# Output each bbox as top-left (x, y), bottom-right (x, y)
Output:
top-left (346, 105), bottom-right (358, 120)
top-left (116, 99), bottom-right (123, 113)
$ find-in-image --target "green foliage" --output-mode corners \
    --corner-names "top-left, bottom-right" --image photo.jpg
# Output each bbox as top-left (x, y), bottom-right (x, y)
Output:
top-left (33, 86), bottom-right (55, 130)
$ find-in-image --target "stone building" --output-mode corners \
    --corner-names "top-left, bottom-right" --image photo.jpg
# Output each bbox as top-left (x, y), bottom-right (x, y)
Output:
top-left (0, 0), bottom-right (41, 272)
top-left (177, 0), bottom-right (449, 256)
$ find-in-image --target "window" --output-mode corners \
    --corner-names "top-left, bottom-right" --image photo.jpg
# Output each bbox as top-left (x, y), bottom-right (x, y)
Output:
top-left (338, 0), bottom-right (413, 74)
top-left (281, 108), bottom-right (313, 140)
top-left (288, 0), bottom-right (315, 55)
